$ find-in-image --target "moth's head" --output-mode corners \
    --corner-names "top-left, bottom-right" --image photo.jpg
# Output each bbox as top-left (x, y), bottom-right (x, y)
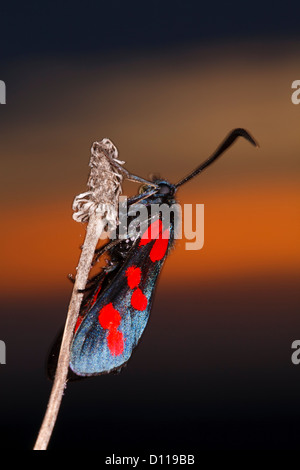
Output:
top-left (155, 179), bottom-right (176, 197)
top-left (139, 179), bottom-right (176, 199)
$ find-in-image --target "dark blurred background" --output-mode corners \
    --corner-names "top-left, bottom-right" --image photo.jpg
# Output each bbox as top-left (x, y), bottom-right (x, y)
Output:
top-left (1, 1), bottom-right (300, 451)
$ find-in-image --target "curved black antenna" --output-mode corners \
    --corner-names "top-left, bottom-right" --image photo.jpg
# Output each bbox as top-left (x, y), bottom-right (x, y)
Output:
top-left (175, 128), bottom-right (258, 189)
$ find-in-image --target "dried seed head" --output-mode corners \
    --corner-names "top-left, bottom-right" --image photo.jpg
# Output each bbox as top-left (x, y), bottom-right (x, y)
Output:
top-left (72, 138), bottom-right (124, 225)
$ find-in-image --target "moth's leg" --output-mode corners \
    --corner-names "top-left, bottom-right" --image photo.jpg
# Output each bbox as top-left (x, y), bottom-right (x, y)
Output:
top-left (78, 256), bottom-right (120, 294)
top-left (122, 168), bottom-right (159, 188)
top-left (77, 270), bottom-right (107, 293)
top-left (67, 239), bottom-right (121, 290)
top-left (93, 239), bottom-right (121, 266)
top-left (127, 188), bottom-right (158, 206)
top-left (67, 274), bottom-right (76, 284)
top-left (101, 148), bottom-right (159, 189)
top-left (67, 271), bottom-right (105, 292)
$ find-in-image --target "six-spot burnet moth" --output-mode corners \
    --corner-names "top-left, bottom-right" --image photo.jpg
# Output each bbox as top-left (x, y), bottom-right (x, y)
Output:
top-left (48, 128), bottom-right (257, 379)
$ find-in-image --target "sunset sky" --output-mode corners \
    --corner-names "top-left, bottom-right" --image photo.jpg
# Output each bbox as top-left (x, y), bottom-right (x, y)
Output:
top-left (1, 42), bottom-right (299, 295)
top-left (0, 1), bottom-right (300, 452)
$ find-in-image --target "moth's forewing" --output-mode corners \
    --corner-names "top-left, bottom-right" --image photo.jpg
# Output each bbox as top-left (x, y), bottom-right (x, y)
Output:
top-left (70, 225), bottom-right (174, 376)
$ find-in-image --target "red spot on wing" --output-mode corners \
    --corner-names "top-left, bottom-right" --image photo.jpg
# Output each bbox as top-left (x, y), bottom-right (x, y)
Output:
top-left (107, 329), bottom-right (124, 356)
top-left (140, 219), bottom-right (162, 246)
top-left (91, 285), bottom-right (101, 307)
top-left (98, 303), bottom-right (121, 329)
top-left (98, 303), bottom-right (124, 356)
top-left (126, 266), bottom-right (142, 289)
top-left (150, 229), bottom-right (170, 262)
top-left (131, 288), bottom-right (148, 311)
top-left (74, 316), bottom-right (83, 333)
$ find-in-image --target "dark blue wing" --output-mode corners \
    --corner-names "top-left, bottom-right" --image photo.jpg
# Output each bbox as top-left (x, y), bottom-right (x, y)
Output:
top-left (70, 223), bottom-right (174, 376)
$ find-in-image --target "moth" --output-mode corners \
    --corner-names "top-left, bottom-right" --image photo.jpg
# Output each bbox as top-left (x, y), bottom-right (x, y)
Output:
top-left (48, 128), bottom-right (257, 379)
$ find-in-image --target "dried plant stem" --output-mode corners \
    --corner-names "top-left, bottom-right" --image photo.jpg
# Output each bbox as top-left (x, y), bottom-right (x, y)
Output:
top-left (33, 213), bottom-right (105, 450)
top-left (33, 138), bottom-right (124, 450)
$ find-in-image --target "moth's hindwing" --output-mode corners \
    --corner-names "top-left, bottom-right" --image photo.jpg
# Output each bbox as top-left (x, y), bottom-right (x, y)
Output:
top-left (70, 219), bottom-right (174, 376)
